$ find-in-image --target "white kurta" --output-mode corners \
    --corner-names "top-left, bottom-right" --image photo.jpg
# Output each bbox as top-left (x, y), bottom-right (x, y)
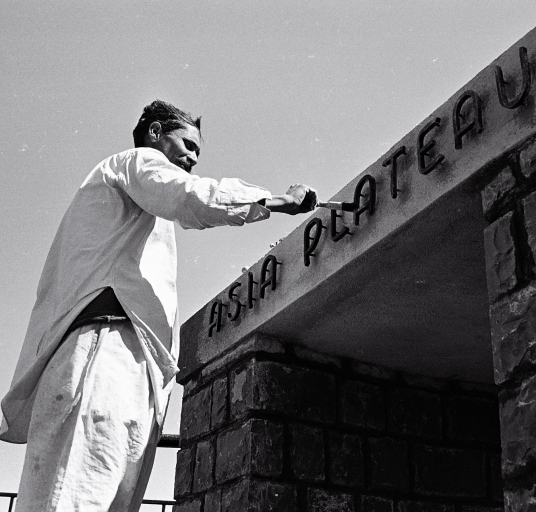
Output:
top-left (0, 147), bottom-right (272, 443)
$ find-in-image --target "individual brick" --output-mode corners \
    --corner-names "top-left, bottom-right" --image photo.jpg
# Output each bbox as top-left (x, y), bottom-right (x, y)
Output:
top-left (221, 480), bottom-right (297, 512)
top-left (222, 480), bottom-right (249, 512)
top-left (211, 375), bottom-right (228, 429)
top-left (175, 446), bottom-right (194, 498)
top-left (340, 379), bottom-right (385, 430)
top-left (307, 488), bottom-right (355, 512)
top-left (444, 395), bottom-right (500, 442)
top-left (200, 333), bottom-right (285, 381)
top-left (204, 489), bottom-right (221, 512)
top-left (481, 166), bottom-right (517, 218)
top-left (519, 143), bottom-right (536, 179)
top-left (249, 481), bottom-right (297, 512)
top-left (230, 360), bottom-right (336, 423)
top-left (489, 451), bottom-right (504, 502)
top-left (398, 502), bottom-right (454, 512)
top-left (180, 386), bottom-right (212, 442)
top-left (216, 423), bottom-right (251, 483)
top-left (388, 388), bottom-right (442, 439)
top-left (522, 192), bottom-right (536, 265)
top-left (414, 445), bottom-right (486, 497)
top-left (360, 495), bottom-right (393, 512)
top-left (250, 420), bottom-right (284, 477)
top-left (490, 284), bottom-right (536, 384)
top-left (289, 424), bottom-right (325, 482)
top-left (174, 499), bottom-right (202, 512)
top-left (328, 432), bottom-right (364, 487)
top-left (483, 211), bottom-right (517, 303)
top-left (193, 438), bottom-right (214, 492)
top-left (499, 376), bottom-right (536, 479)
top-left (369, 437), bottom-right (409, 491)
top-left (215, 419), bottom-right (284, 483)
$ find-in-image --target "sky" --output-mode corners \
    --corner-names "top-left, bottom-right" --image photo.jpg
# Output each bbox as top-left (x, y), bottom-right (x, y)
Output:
top-left (1, 0), bottom-right (536, 506)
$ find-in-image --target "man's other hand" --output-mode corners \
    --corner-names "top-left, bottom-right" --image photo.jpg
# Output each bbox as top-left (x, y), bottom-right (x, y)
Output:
top-left (262, 184), bottom-right (319, 215)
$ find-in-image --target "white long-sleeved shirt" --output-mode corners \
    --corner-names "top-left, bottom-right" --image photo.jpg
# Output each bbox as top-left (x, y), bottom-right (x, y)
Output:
top-left (0, 147), bottom-right (272, 443)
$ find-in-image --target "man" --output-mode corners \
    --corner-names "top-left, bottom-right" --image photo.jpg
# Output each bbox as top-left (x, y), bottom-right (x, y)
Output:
top-left (0, 100), bottom-right (318, 511)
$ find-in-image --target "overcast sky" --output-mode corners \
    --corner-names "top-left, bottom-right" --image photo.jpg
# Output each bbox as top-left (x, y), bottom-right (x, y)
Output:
top-left (1, 0), bottom-right (536, 505)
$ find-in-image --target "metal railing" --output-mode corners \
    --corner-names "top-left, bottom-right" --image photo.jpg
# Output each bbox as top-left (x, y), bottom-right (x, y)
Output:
top-left (0, 493), bottom-right (176, 512)
top-left (1, 434), bottom-right (181, 512)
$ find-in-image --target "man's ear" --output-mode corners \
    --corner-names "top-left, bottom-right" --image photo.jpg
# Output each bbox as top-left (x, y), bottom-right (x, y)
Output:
top-left (147, 121), bottom-right (163, 143)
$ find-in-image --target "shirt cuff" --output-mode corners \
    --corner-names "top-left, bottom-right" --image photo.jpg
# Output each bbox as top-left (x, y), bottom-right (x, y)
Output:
top-left (245, 201), bottom-right (271, 223)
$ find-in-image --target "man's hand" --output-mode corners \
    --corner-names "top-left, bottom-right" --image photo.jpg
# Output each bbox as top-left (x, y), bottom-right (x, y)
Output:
top-left (262, 184), bottom-right (319, 215)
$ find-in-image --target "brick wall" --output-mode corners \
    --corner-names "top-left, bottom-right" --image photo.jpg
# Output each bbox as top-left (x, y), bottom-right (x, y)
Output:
top-left (175, 335), bottom-right (503, 512)
top-left (480, 136), bottom-right (536, 511)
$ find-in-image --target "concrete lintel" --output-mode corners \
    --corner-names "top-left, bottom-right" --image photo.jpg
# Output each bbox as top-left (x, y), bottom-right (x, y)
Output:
top-left (179, 28), bottom-right (536, 382)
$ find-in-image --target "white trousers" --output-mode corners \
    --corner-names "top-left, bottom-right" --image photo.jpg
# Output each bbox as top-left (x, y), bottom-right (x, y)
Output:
top-left (16, 321), bottom-right (158, 512)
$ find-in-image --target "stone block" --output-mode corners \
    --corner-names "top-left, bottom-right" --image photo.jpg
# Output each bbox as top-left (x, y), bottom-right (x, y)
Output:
top-left (250, 419), bottom-right (284, 477)
top-left (193, 438), bottom-right (214, 492)
top-left (340, 379), bottom-right (385, 430)
top-left (360, 495), bottom-right (393, 512)
top-left (398, 502), bottom-right (454, 512)
top-left (215, 419), bottom-right (284, 483)
top-left (499, 376), bottom-right (536, 479)
top-left (199, 334), bottom-right (286, 381)
top-left (216, 423), bottom-right (250, 483)
top-left (204, 490), bottom-right (221, 512)
top-left (211, 376), bottom-right (228, 429)
top-left (221, 480), bottom-right (297, 512)
top-left (174, 499), bottom-right (202, 512)
top-left (444, 395), bottom-right (500, 442)
top-left (522, 192), bottom-right (536, 265)
top-left (289, 424), bottom-right (325, 481)
top-left (328, 432), bottom-right (364, 487)
top-left (175, 446), bottom-right (194, 498)
top-left (481, 166), bottom-right (517, 218)
top-left (388, 388), bottom-right (442, 439)
top-left (504, 485), bottom-right (536, 512)
top-left (490, 284), bottom-right (536, 384)
top-left (519, 143), bottom-right (536, 179)
top-left (369, 437), bottom-right (409, 491)
top-left (222, 480), bottom-right (249, 512)
top-left (414, 445), bottom-right (486, 497)
top-left (180, 386), bottom-right (212, 443)
top-left (249, 481), bottom-right (297, 512)
top-left (483, 211), bottom-right (517, 303)
top-left (307, 488), bottom-right (355, 512)
top-left (230, 360), bottom-right (336, 423)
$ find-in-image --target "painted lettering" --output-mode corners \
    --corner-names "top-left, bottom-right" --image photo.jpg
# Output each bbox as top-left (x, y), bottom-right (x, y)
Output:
top-left (418, 117), bottom-right (445, 175)
top-left (227, 282), bottom-right (243, 321)
top-left (495, 46), bottom-right (531, 109)
top-left (382, 146), bottom-right (406, 199)
top-left (452, 90), bottom-right (483, 150)
top-left (353, 174), bottom-right (376, 226)
top-left (304, 218), bottom-right (325, 267)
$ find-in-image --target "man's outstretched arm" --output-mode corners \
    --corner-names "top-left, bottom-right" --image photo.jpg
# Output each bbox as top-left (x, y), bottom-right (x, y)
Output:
top-left (260, 184), bottom-right (318, 215)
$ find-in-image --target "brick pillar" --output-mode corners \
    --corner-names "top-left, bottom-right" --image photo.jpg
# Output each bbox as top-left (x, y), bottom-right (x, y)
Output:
top-left (481, 139), bottom-right (536, 511)
top-left (174, 334), bottom-right (502, 511)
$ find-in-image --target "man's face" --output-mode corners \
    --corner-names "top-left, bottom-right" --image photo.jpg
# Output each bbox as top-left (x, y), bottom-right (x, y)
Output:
top-left (151, 123), bottom-right (201, 173)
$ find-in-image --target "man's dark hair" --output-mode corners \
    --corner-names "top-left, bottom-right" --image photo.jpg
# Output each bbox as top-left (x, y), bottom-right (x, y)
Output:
top-left (133, 100), bottom-right (201, 148)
